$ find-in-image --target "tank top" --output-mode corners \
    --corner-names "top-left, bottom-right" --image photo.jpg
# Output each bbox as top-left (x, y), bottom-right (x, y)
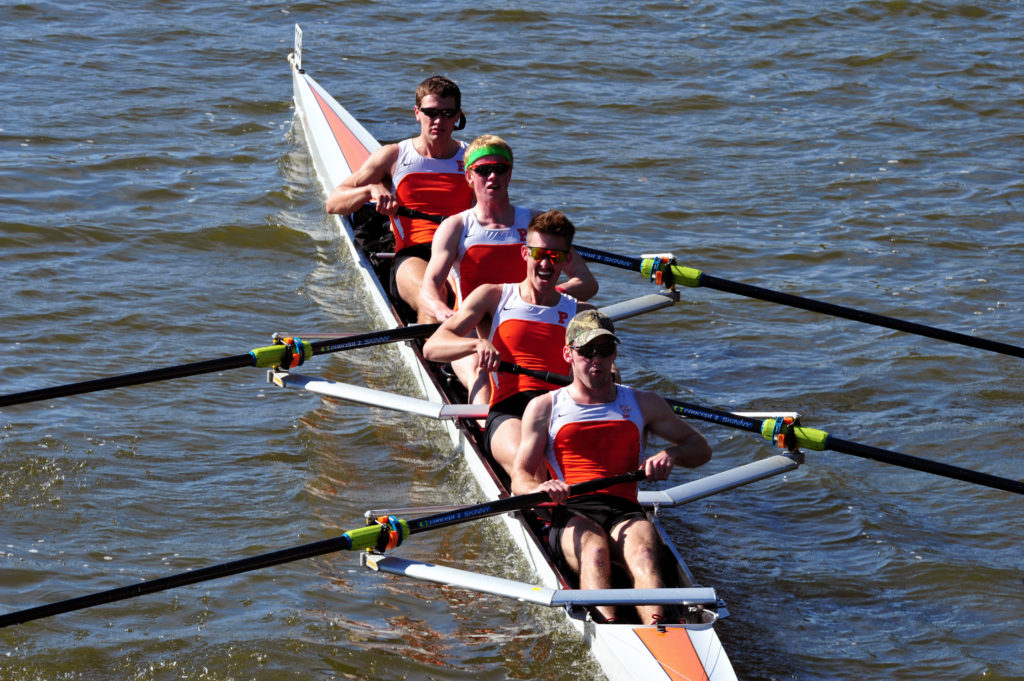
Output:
top-left (545, 385), bottom-right (646, 502)
top-left (391, 139), bottom-right (474, 252)
top-left (488, 283), bottom-right (577, 406)
top-left (449, 206), bottom-right (530, 303)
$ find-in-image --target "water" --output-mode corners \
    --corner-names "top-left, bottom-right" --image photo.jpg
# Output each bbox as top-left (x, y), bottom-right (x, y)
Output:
top-left (2, 2), bottom-right (1022, 679)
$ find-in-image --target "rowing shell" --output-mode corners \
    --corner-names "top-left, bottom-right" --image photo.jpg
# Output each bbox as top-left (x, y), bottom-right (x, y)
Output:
top-left (285, 24), bottom-right (790, 681)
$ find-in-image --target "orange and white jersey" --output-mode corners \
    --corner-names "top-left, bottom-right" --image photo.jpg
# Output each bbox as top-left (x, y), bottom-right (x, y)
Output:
top-left (449, 206), bottom-right (531, 303)
top-left (545, 385), bottom-right (646, 502)
top-left (391, 139), bottom-right (474, 251)
top-left (488, 283), bottom-right (577, 406)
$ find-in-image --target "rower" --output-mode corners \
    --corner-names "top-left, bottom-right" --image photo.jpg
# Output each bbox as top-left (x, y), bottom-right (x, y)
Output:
top-left (325, 75), bottom-right (474, 323)
top-left (420, 135), bottom-right (598, 403)
top-left (511, 309), bottom-right (713, 625)
top-left (423, 209), bottom-right (589, 473)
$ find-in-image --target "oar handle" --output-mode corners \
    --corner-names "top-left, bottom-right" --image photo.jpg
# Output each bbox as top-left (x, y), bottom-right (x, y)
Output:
top-left (364, 202), bottom-right (445, 224)
top-left (406, 469), bottom-right (647, 536)
top-left (497, 361), bottom-right (571, 387)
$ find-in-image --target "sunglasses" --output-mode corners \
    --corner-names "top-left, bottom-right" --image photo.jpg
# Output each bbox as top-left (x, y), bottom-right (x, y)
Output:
top-left (419, 107), bottom-right (459, 120)
top-left (571, 342), bottom-right (617, 359)
top-left (526, 246), bottom-right (568, 264)
top-left (470, 163), bottom-right (512, 177)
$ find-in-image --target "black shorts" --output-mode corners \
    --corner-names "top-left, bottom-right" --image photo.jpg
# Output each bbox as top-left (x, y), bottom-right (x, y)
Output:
top-left (548, 494), bottom-right (647, 553)
top-left (484, 389), bottom-right (548, 454)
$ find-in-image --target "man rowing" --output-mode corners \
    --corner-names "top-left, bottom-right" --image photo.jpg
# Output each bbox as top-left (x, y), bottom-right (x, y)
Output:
top-left (325, 75), bottom-right (474, 323)
top-left (423, 209), bottom-right (589, 473)
top-left (511, 309), bottom-right (712, 625)
top-left (420, 135), bottom-right (597, 402)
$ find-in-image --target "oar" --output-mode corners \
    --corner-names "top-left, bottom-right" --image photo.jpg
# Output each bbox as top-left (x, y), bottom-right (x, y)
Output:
top-left (574, 245), bottom-right (1024, 361)
top-left (497, 363), bottom-right (1024, 497)
top-left (0, 469), bottom-right (643, 628)
top-left (667, 399), bottom-right (1024, 497)
top-left (367, 211), bottom-right (1020, 360)
top-left (0, 324), bottom-right (438, 408)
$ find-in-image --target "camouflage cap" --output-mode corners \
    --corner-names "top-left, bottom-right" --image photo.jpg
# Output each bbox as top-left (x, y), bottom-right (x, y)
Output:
top-left (565, 309), bottom-right (620, 347)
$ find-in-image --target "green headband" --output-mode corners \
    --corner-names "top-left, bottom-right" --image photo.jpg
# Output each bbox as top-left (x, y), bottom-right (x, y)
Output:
top-left (465, 144), bottom-right (513, 169)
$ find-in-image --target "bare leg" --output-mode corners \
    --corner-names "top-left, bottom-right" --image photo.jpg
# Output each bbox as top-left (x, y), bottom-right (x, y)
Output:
top-left (488, 417), bottom-right (523, 475)
top-left (559, 515), bottom-right (616, 622)
top-left (451, 338), bottom-right (491, 406)
top-left (394, 256), bottom-right (432, 323)
top-left (610, 518), bottom-right (665, 624)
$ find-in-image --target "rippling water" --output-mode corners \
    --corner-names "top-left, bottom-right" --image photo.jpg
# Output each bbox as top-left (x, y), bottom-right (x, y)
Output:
top-left (2, 2), bottom-right (1022, 680)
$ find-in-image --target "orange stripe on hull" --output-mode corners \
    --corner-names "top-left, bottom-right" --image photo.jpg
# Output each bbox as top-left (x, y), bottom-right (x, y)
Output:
top-left (634, 627), bottom-right (710, 681)
top-left (308, 83), bottom-right (371, 172)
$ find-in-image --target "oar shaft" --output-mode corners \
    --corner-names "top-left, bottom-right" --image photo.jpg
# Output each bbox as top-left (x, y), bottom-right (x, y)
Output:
top-left (406, 469), bottom-right (646, 535)
top-left (0, 324), bottom-right (438, 408)
top-left (0, 354), bottom-right (254, 408)
top-left (0, 470), bottom-right (644, 628)
top-left (698, 273), bottom-right (1024, 360)
top-left (0, 534), bottom-right (355, 629)
top-left (666, 398), bottom-right (1024, 497)
top-left (824, 434), bottom-right (1024, 496)
top-left (307, 323), bottom-right (438, 356)
top-left (574, 245), bottom-right (1024, 361)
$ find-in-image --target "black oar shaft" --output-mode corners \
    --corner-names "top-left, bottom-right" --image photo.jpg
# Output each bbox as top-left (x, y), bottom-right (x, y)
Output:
top-left (0, 324), bottom-right (438, 408)
top-left (823, 434), bottom-right (1024, 496)
top-left (0, 354), bottom-right (254, 408)
top-left (307, 323), bottom-right (438, 355)
top-left (406, 469), bottom-right (645, 535)
top-left (0, 535), bottom-right (356, 629)
top-left (573, 245), bottom-right (1024, 361)
top-left (498, 364), bottom-right (1022, 496)
top-left (0, 470), bottom-right (643, 628)
top-left (699, 273), bottom-right (1024, 360)
top-left (665, 398), bottom-right (1024, 497)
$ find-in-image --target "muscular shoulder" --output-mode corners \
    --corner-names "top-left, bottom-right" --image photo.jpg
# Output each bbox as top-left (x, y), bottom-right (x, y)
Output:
top-left (634, 388), bottom-right (673, 420)
top-left (522, 390), bottom-right (554, 423)
top-left (468, 282), bottom-right (504, 307)
top-left (345, 143), bottom-right (399, 186)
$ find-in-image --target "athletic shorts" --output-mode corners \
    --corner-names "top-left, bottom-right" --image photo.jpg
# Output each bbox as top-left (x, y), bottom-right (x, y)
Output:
top-left (484, 389), bottom-right (548, 454)
top-left (548, 493), bottom-right (647, 553)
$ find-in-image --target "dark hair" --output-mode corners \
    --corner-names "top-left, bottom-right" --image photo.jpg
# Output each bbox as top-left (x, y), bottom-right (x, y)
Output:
top-left (527, 209), bottom-right (576, 247)
top-left (415, 75), bottom-right (461, 110)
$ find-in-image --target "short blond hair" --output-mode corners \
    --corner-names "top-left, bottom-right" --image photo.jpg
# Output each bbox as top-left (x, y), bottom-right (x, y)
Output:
top-left (465, 134), bottom-right (513, 167)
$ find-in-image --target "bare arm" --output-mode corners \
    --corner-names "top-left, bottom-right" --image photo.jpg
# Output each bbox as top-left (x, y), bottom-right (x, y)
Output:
top-left (511, 393), bottom-right (569, 500)
top-left (325, 143), bottom-right (400, 215)
top-left (558, 248), bottom-right (599, 301)
top-left (636, 390), bottom-right (712, 482)
top-left (419, 214), bottom-right (465, 322)
top-left (422, 284), bottom-right (503, 367)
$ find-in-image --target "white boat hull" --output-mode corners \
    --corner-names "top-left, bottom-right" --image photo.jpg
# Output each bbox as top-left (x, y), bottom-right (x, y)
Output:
top-left (288, 25), bottom-right (738, 681)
